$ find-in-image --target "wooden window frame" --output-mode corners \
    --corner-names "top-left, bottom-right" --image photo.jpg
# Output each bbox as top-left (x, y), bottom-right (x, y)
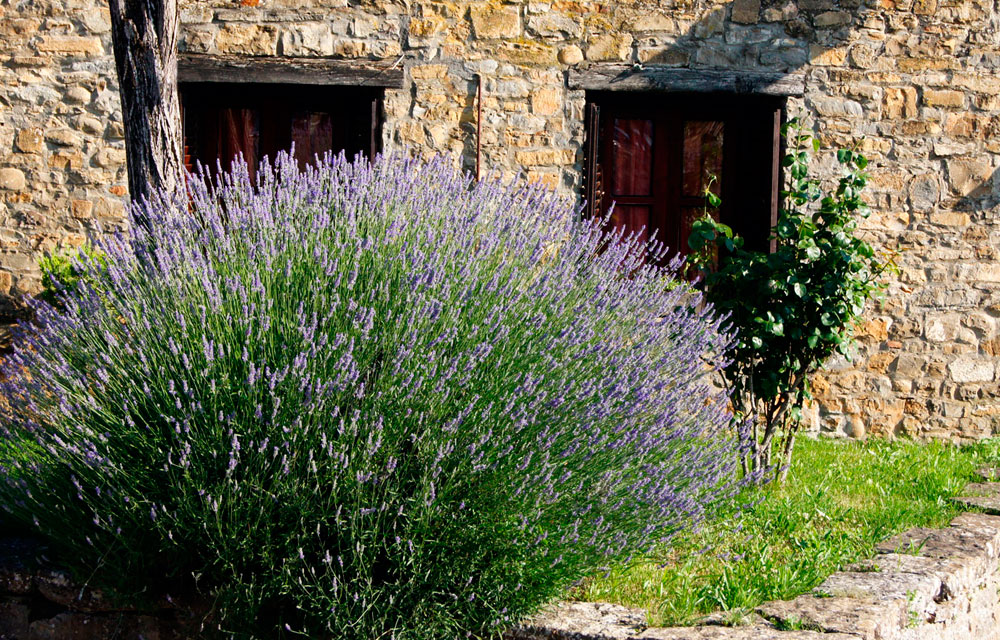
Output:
top-left (177, 54), bottom-right (400, 173)
top-left (579, 65), bottom-right (803, 256)
top-left (179, 82), bottom-right (385, 172)
top-left (585, 91), bottom-right (786, 257)
top-left (177, 53), bottom-right (405, 89)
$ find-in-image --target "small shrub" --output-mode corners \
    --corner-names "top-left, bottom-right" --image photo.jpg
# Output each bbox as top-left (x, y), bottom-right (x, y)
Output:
top-left (689, 120), bottom-right (893, 483)
top-left (0, 153), bottom-right (737, 639)
top-left (38, 243), bottom-right (107, 306)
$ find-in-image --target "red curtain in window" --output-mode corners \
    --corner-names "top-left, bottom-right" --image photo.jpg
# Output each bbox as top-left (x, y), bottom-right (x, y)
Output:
top-left (679, 120), bottom-right (724, 256)
top-left (291, 112), bottom-right (334, 168)
top-left (195, 107), bottom-right (259, 181)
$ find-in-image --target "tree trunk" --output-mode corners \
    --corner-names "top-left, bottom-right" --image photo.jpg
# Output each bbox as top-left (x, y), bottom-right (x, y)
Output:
top-left (107, 0), bottom-right (185, 212)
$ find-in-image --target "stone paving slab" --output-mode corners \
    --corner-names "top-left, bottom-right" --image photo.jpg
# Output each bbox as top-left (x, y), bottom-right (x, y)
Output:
top-left (951, 495), bottom-right (1000, 515)
top-left (756, 594), bottom-right (904, 640)
top-left (952, 482), bottom-right (1000, 514)
top-left (636, 625), bottom-right (858, 639)
top-left (507, 603), bottom-right (863, 640)
top-left (847, 553), bottom-right (991, 600)
top-left (875, 518), bottom-right (1000, 559)
top-left (976, 468), bottom-right (1000, 482)
top-left (814, 570), bottom-right (941, 618)
top-left (508, 602), bottom-right (647, 639)
top-left (960, 482), bottom-right (1000, 497)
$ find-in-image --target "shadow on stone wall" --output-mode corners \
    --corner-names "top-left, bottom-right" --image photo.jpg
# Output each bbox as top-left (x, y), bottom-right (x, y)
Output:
top-left (655, 0), bottom-right (999, 215)
top-left (955, 167), bottom-right (1000, 213)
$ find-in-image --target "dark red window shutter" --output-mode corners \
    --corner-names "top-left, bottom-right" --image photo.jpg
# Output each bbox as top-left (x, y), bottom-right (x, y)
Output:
top-left (584, 102), bottom-right (602, 220)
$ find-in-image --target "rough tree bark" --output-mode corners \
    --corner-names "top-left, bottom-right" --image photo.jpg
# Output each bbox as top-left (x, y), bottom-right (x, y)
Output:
top-left (107, 0), bottom-right (185, 211)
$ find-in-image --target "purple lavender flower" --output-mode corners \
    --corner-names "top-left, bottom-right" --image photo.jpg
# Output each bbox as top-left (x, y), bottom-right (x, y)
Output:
top-left (0, 151), bottom-right (737, 640)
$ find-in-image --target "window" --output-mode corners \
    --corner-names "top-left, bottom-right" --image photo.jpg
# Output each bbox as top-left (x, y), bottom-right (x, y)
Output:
top-left (180, 82), bottom-right (382, 180)
top-left (585, 92), bottom-right (784, 257)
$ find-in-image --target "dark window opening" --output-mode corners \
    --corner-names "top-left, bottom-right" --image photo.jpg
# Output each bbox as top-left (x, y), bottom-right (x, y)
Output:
top-left (180, 82), bottom-right (382, 182)
top-left (584, 92), bottom-right (784, 259)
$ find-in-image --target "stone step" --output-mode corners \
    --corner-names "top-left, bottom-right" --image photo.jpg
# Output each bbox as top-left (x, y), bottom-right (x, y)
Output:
top-left (976, 467), bottom-right (1000, 482)
top-left (951, 481), bottom-right (1000, 515)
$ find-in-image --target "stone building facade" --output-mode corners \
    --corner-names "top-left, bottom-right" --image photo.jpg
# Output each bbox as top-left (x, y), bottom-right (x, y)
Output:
top-left (0, 0), bottom-right (998, 440)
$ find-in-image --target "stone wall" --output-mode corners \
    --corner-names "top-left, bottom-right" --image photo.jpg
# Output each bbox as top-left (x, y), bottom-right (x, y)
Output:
top-left (509, 510), bottom-right (1000, 640)
top-left (0, 538), bottom-right (202, 640)
top-left (0, 0), bottom-right (127, 307)
top-left (0, 0), bottom-right (998, 439)
top-left (4, 510), bottom-right (1000, 639)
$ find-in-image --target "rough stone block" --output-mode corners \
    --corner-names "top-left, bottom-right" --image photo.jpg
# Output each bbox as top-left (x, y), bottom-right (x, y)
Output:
top-left (332, 39), bottom-right (369, 57)
top-left (809, 44), bottom-right (846, 66)
top-left (814, 11), bottom-right (850, 27)
top-left (278, 23), bottom-right (334, 56)
top-left (75, 116), bottom-right (104, 136)
top-left (637, 47), bottom-right (688, 65)
top-left (45, 130), bottom-right (82, 148)
top-left (469, 3), bottom-right (521, 39)
top-left (946, 157), bottom-right (992, 196)
top-left (50, 152), bottom-right (84, 171)
top-left (639, 626), bottom-right (855, 639)
top-left (811, 97), bottom-right (863, 118)
top-left (851, 552), bottom-right (989, 599)
top-left (27, 612), bottom-right (113, 640)
top-left (877, 519), bottom-right (1000, 559)
top-left (848, 44), bottom-right (876, 69)
top-left (924, 89), bottom-right (965, 108)
top-left (35, 569), bottom-right (118, 614)
top-left (0, 169), bottom-right (26, 192)
top-left (0, 600), bottom-right (30, 639)
top-left (815, 570), bottom-right (941, 619)
top-left (93, 148), bottom-right (127, 169)
top-left (215, 24), bottom-right (278, 55)
top-left (585, 34), bottom-right (633, 62)
top-left (908, 174), bottom-right (940, 210)
top-left (181, 28), bottom-right (214, 53)
top-left (557, 45), bottom-right (584, 65)
top-left (757, 594), bottom-right (905, 639)
top-left (528, 13), bottom-right (582, 38)
top-left (948, 358), bottom-right (996, 383)
top-left (63, 86), bottom-right (92, 105)
top-left (14, 129), bottom-right (44, 154)
top-left (883, 87), bottom-right (918, 120)
top-left (408, 16), bottom-right (446, 39)
top-left (508, 602), bottom-right (645, 640)
top-left (34, 36), bottom-right (104, 56)
top-left (731, 0), bottom-right (761, 24)
top-left (627, 14), bottom-right (674, 32)
top-left (530, 87), bottom-right (561, 116)
top-left (515, 149), bottom-right (575, 166)
top-left (70, 199), bottom-right (93, 219)
top-left (952, 493), bottom-right (1000, 516)
top-left (410, 64), bottom-right (449, 80)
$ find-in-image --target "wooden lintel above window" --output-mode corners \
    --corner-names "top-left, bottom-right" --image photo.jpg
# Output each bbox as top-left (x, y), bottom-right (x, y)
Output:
top-left (178, 53), bottom-right (405, 89)
top-left (568, 65), bottom-right (805, 97)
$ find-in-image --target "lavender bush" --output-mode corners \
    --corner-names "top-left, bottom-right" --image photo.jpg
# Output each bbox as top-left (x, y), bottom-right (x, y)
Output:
top-left (0, 153), bottom-right (736, 639)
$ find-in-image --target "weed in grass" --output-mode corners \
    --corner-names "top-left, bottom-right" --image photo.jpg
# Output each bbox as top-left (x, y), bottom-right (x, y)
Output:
top-left (906, 589), bottom-right (922, 629)
top-left (772, 615), bottom-right (814, 632)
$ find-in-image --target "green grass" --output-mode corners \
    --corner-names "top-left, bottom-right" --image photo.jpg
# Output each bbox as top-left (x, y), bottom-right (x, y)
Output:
top-left (577, 435), bottom-right (1000, 627)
